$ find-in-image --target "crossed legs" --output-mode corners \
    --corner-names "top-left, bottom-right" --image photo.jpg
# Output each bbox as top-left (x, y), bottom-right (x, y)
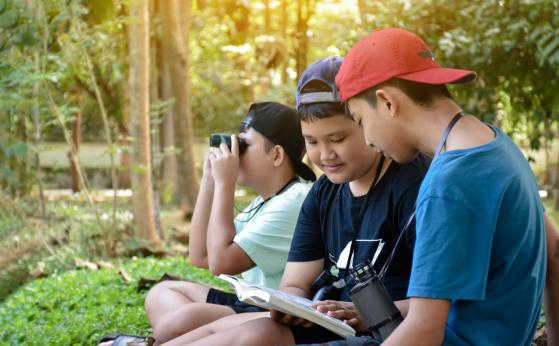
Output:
top-left (160, 315), bottom-right (294, 346)
top-left (144, 281), bottom-right (236, 345)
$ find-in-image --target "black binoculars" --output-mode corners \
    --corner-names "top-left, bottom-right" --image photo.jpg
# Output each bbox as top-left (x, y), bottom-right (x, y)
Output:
top-left (209, 133), bottom-right (247, 154)
top-left (349, 261), bottom-right (403, 341)
top-left (310, 269), bottom-right (342, 302)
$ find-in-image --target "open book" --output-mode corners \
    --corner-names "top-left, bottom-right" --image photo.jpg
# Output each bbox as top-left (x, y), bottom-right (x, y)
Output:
top-left (218, 274), bottom-right (356, 337)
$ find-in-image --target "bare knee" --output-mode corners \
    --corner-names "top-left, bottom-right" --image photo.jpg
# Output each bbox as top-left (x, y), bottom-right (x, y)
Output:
top-left (144, 281), bottom-right (174, 316)
top-left (152, 304), bottom-right (235, 344)
top-left (145, 281), bottom-right (208, 319)
top-left (152, 313), bottom-right (190, 345)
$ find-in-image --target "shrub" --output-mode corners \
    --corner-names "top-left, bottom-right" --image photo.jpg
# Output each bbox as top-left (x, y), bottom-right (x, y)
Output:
top-left (0, 257), bottom-right (226, 345)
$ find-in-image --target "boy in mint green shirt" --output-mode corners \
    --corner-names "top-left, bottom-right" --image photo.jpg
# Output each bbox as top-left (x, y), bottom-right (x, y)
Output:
top-left (142, 102), bottom-right (314, 345)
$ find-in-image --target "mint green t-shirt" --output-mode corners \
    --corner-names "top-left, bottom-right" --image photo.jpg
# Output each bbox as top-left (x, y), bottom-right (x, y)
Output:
top-left (233, 180), bottom-right (312, 289)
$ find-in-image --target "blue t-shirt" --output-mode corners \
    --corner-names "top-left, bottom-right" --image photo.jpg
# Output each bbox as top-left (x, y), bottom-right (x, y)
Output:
top-left (408, 126), bottom-right (546, 345)
top-left (288, 155), bottom-right (429, 301)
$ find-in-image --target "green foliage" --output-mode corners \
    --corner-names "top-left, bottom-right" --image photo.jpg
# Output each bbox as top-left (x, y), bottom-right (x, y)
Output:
top-left (0, 257), bottom-right (226, 345)
top-left (356, 0), bottom-right (559, 150)
top-left (0, 198), bottom-right (135, 301)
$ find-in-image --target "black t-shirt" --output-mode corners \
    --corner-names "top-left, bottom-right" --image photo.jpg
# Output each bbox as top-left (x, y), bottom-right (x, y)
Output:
top-left (288, 155), bottom-right (430, 301)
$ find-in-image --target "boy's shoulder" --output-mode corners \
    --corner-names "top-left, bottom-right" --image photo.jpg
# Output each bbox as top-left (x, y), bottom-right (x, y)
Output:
top-left (267, 179), bottom-right (313, 209)
top-left (309, 174), bottom-right (342, 199)
top-left (390, 154), bottom-right (430, 182)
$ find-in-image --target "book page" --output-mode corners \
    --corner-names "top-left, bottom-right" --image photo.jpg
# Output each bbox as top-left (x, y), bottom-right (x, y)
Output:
top-left (217, 274), bottom-right (355, 336)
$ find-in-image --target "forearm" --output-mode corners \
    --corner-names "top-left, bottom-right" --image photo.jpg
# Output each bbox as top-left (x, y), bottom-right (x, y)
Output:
top-left (544, 213), bottom-right (559, 345)
top-left (188, 176), bottom-right (214, 268)
top-left (394, 299), bottom-right (410, 318)
top-left (545, 281), bottom-right (559, 346)
top-left (206, 182), bottom-right (237, 270)
top-left (382, 314), bottom-right (444, 346)
top-left (278, 260), bottom-right (324, 298)
top-left (382, 298), bottom-right (449, 346)
top-left (280, 285), bottom-right (311, 298)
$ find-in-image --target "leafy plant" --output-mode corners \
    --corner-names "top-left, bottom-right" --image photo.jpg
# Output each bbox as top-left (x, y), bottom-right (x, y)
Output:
top-left (0, 257), bottom-right (227, 345)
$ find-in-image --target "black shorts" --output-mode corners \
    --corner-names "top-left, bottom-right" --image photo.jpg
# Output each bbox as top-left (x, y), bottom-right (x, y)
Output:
top-left (290, 324), bottom-right (344, 344)
top-left (296, 335), bottom-right (380, 346)
top-left (291, 325), bottom-right (379, 346)
top-left (206, 288), bottom-right (266, 314)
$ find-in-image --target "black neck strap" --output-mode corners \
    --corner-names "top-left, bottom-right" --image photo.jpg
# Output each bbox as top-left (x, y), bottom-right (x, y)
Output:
top-left (274, 177), bottom-right (298, 197)
top-left (235, 177), bottom-right (298, 222)
top-left (344, 154), bottom-right (386, 274)
top-left (376, 110), bottom-right (464, 280)
top-left (434, 111), bottom-right (464, 160)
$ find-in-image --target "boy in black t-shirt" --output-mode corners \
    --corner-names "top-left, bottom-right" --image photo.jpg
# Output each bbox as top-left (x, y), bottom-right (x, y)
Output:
top-left (159, 57), bottom-right (428, 346)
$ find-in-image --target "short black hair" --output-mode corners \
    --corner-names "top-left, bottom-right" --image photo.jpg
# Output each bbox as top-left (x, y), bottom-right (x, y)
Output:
top-left (298, 80), bottom-right (350, 121)
top-left (354, 78), bottom-right (452, 108)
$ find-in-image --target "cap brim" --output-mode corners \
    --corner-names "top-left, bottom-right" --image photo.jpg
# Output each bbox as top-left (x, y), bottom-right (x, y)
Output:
top-left (398, 67), bottom-right (476, 85)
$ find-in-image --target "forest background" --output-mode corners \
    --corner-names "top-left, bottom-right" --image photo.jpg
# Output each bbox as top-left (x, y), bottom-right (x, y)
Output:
top-left (0, 0), bottom-right (557, 344)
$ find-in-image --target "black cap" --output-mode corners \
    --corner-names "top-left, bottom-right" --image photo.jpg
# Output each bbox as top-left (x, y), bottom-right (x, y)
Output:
top-left (241, 102), bottom-right (316, 182)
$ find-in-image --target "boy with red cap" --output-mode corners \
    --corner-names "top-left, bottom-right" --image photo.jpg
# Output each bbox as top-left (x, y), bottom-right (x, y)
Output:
top-left (335, 28), bottom-right (547, 345)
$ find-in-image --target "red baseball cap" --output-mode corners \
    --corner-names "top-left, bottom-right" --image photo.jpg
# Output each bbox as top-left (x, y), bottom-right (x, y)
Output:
top-left (336, 28), bottom-right (477, 101)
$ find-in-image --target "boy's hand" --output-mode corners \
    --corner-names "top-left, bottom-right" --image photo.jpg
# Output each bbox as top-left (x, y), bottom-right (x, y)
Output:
top-left (270, 309), bottom-right (314, 328)
top-left (209, 135), bottom-right (240, 187)
top-left (312, 300), bottom-right (368, 332)
top-left (202, 152), bottom-right (214, 184)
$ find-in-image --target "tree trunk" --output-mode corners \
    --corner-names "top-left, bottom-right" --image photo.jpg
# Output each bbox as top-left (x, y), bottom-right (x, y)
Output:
top-left (15, 112), bottom-right (28, 198)
top-left (160, 0), bottom-right (199, 218)
top-left (33, 52), bottom-right (46, 218)
top-left (159, 60), bottom-right (179, 205)
top-left (280, 0), bottom-right (289, 83)
top-left (69, 96), bottom-right (82, 193)
top-left (128, 0), bottom-right (159, 243)
top-left (295, 0), bottom-right (315, 82)
top-left (149, 0), bottom-right (162, 236)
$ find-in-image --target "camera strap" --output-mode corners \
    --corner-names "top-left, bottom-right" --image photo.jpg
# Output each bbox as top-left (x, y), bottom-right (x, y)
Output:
top-left (377, 111), bottom-right (464, 280)
top-left (234, 177), bottom-right (298, 222)
top-left (342, 154), bottom-right (386, 280)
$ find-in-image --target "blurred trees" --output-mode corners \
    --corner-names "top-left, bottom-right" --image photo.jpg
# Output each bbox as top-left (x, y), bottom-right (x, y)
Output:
top-left (1, 0), bottom-right (558, 241)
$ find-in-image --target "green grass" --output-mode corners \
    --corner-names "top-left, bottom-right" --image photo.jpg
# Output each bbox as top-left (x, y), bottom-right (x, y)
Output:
top-left (0, 257), bottom-right (227, 346)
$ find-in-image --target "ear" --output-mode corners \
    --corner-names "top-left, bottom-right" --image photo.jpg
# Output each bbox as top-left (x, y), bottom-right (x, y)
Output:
top-left (375, 88), bottom-right (398, 118)
top-left (272, 145), bottom-right (286, 167)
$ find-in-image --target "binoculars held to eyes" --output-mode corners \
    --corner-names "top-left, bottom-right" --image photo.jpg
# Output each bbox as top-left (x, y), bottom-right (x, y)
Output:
top-left (209, 133), bottom-right (247, 154)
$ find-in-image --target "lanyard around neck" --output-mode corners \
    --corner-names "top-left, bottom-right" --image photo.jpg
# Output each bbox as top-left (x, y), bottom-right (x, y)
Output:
top-left (344, 154), bottom-right (386, 274)
top-left (434, 111), bottom-right (464, 160)
top-left (235, 177), bottom-right (298, 223)
top-left (376, 110), bottom-right (465, 280)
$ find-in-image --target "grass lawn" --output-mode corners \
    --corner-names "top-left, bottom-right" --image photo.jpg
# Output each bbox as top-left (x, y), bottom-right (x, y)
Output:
top-left (0, 257), bottom-right (226, 345)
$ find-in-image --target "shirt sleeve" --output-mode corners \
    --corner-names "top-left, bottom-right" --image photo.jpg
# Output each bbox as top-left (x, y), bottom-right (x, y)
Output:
top-left (407, 196), bottom-right (492, 301)
top-left (233, 194), bottom-right (302, 277)
top-left (287, 183), bottom-right (324, 262)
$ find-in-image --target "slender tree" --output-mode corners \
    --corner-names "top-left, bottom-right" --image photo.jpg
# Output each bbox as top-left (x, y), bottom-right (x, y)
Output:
top-left (295, 0), bottom-right (316, 81)
top-left (160, 0), bottom-right (199, 217)
top-left (128, 0), bottom-right (159, 243)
